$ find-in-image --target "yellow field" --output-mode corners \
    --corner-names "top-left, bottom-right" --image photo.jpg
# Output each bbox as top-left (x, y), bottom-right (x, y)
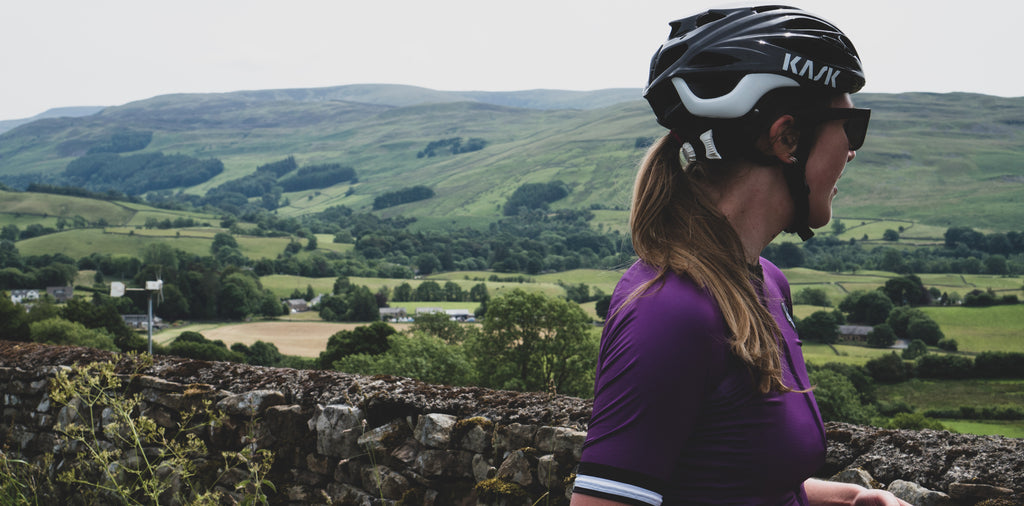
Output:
top-left (160, 320), bottom-right (413, 357)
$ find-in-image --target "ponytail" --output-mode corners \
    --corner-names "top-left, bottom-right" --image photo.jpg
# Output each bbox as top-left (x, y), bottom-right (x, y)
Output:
top-left (628, 134), bottom-right (789, 394)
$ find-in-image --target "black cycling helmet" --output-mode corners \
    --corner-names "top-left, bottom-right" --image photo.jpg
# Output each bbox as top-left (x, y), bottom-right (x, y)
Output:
top-left (643, 5), bottom-right (866, 240)
top-left (645, 5), bottom-right (864, 130)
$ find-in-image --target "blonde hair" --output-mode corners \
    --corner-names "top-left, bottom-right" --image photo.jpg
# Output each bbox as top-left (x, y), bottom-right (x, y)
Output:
top-left (628, 134), bottom-right (788, 394)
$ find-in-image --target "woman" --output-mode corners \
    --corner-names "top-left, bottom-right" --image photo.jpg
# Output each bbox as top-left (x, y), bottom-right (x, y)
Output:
top-left (570, 6), bottom-right (911, 506)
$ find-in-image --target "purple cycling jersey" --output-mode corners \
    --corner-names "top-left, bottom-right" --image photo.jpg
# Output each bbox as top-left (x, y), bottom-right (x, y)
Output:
top-left (574, 259), bottom-right (825, 505)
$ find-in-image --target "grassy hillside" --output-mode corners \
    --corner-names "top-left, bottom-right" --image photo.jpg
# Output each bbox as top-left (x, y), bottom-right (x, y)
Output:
top-left (2, 87), bottom-right (1023, 230)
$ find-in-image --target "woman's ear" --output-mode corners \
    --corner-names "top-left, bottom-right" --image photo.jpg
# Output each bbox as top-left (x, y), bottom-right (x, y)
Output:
top-left (766, 115), bottom-right (800, 163)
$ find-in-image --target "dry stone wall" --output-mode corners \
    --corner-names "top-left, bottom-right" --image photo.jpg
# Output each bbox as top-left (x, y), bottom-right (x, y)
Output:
top-left (1, 341), bottom-right (1022, 505)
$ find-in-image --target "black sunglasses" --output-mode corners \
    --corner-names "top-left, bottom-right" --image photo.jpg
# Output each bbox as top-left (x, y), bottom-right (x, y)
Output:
top-left (799, 107), bottom-right (871, 151)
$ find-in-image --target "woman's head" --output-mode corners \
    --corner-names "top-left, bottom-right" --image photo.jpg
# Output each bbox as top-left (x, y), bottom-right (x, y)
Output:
top-left (642, 5), bottom-right (869, 239)
top-left (628, 5), bottom-right (868, 393)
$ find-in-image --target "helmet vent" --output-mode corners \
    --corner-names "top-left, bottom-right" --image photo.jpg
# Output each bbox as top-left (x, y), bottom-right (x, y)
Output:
top-left (689, 51), bottom-right (739, 69)
top-left (653, 43), bottom-right (688, 78)
top-left (695, 11), bottom-right (727, 27)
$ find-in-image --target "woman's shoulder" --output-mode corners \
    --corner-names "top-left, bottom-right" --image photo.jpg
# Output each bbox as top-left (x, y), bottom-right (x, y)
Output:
top-left (611, 261), bottom-right (723, 326)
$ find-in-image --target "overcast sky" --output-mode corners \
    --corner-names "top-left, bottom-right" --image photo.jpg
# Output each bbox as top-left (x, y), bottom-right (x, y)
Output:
top-left (1, 0), bottom-right (1020, 121)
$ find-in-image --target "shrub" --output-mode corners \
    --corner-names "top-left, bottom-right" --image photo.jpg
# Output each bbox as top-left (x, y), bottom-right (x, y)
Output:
top-left (883, 412), bottom-right (945, 431)
top-left (937, 338), bottom-right (958, 352)
top-left (916, 354), bottom-right (974, 379)
top-left (974, 352), bottom-right (1024, 378)
top-left (902, 339), bottom-right (929, 361)
top-left (865, 353), bottom-right (911, 383)
top-left (866, 323), bottom-right (896, 348)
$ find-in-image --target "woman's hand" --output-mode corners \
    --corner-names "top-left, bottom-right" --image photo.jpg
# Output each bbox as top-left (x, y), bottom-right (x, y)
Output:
top-left (851, 489), bottom-right (913, 506)
top-left (805, 478), bottom-right (914, 506)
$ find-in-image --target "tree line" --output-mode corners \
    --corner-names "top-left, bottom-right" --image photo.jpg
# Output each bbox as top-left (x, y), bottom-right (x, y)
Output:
top-left (763, 228), bottom-right (1024, 275)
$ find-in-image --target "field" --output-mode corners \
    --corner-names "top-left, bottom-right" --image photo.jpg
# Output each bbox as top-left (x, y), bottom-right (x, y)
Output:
top-left (876, 379), bottom-right (1024, 437)
top-left (920, 305), bottom-right (1024, 352)
top-left (160, 320), bottom-right (412, 357)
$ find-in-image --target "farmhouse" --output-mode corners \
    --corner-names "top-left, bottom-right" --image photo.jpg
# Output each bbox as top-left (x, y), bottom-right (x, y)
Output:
top-left (445, 309), bottom-right (473, 321)
top-left (285, 299), bottom-right (309, 313)
top-left (379, 307), bottom-right (407, 321)
top-left (46, 286), bottom-right (74, 303)
top-left (838, 325), bottom-right (873, 342)
top-left (9, 289), bottom-right (40, 304)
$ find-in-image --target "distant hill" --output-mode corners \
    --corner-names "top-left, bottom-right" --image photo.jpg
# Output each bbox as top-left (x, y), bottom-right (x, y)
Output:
top-left (1, 85), bottom-right (1022, 230)
top-left (0, 106), bottom-right (107, 134)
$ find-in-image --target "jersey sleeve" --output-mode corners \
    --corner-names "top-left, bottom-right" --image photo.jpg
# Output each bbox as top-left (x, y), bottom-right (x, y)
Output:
top-left (574, 271), bottom-right (731, 505)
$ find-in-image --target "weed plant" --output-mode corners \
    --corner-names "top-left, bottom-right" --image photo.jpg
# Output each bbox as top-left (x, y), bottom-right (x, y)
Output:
top-left (0, 354), bottom-right (277, 505)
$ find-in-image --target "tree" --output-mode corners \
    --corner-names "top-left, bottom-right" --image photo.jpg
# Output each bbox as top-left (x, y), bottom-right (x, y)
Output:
top-left (334, 332), bottom-right (475, 386)
top-left (318, 322), bottom-right (396, 369)
top-left (881, 275), bottom-right (927, 306)
top-left (306, 234), bottom-right (319, 251)
top-left (882, 229), bottom-right (900, 241)
top-left (808, 369), bottom-right (876, 424)
top-left (595, 295), bottom-right (612, 321)
top-left (796, 310), bottom-right (842, 344)
top-left (902, 339), bottom-right (929, 360)
top-left (392, 282), bottom-right (413, 302)
top-left (218, 272), bottom-right (263, 319)
top-left (907, 318), bottom-right (944, 346)
top-left (468, 283), bottom-right (489, 303)
top-left (886, 306), bottom-right (928, 339)
top-left (865, 352), bottom-right (910, 383)
top-left (414, 281), bottom-right (443, 301)
top-left (794, 287), bottom-right (831, 307)
top-left (469, 289), bottom-right (598, 397)
top-left (168, 331), bottom-right (243, 362)
top-left (59, 296), bottom-right (136, 349)
top-left (443, 281), bottom-right (464, 302)
top-left (412, 311), bottom-right (476, 344)
top-left (210, 232), bottom-right (238, 255)
top-left (0, 295), bottom-right (31, 341)
top-left (866, 323), bottom-right (897, 348)
top-left (839, 291), bottom-right (894, 325)
top-left (29, 318), bottom-right (117, 351)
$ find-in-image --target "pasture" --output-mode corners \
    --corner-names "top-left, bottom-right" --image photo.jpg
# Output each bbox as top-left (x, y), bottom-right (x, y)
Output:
top-left (159, 320), bottom-right (413, 357)
top-left (920, 305), bottom-right (1024, 353)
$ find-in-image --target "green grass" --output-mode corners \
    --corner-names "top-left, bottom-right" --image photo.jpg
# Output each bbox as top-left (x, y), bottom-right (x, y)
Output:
top-left (802, 342), bottom-right (900, 367)
top-left (919, 305), bottom-right (1024, 353)
top-left (876, 378), bottom-right (1024, 411)
top-left (6, 92), bottom-right (1024, 230)
top-left (259, 273), bottom-right (569, 299)
top-left (939, 420), bottom-right (1024, 438)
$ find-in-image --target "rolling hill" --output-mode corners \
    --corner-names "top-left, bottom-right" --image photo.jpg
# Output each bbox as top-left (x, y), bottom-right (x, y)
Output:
top-left (1, 85), bottom-right (1023, 230)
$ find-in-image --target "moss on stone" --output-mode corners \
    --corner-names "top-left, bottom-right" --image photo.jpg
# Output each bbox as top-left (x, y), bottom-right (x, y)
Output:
top-left (475, 477), bottom-right (527, 501)
top-left (452, 415), bottom-right (493, 442)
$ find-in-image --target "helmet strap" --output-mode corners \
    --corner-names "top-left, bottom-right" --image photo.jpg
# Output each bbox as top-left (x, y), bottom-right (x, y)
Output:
top-left (781, 138), bottom-right (816, 241)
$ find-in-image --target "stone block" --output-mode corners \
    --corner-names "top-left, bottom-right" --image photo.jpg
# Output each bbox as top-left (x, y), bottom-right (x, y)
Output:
top-left (414, 413), bottom-right (456, 449)
top-left (493, 423), bottom-right (537, 457)
top-left (887, 479), bottom-right (952, 506)
top-left (536, 426), bottom-right (586, 460)
top-left (413, 449), bottom-right (452, 478)
top-left (537, 453), bottom-right (562, 490)
top-left (215, 389), bottom-right (286, 417)
top-left (456, 420), bottom-right (491, 453)
top-left (496, 450), bottom-right (534, 487)
top-left (311, 404), bottom-right (365, 459)
top-left (830, 468), bottom-right (877, 489)
top-left (948, 482), bottom-right (1014, 502)
top-left (472, 453), bottom-right (496, 482)
top-left (360, 464), bottom-right (411, 499)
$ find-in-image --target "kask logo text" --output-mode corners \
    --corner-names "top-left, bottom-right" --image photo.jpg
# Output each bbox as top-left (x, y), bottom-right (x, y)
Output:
top-left (782, 53), bottom-right (840, 88)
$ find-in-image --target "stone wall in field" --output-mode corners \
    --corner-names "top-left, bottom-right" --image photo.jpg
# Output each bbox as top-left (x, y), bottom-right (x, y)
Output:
top-left (1, 340), bottom-right (1022, 506)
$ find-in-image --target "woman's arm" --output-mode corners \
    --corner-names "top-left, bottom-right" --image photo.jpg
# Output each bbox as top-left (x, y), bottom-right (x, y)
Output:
top-left (569, 493), bottom-right (632, 506)
top-left (804, 478), bottom-right (913, 506)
